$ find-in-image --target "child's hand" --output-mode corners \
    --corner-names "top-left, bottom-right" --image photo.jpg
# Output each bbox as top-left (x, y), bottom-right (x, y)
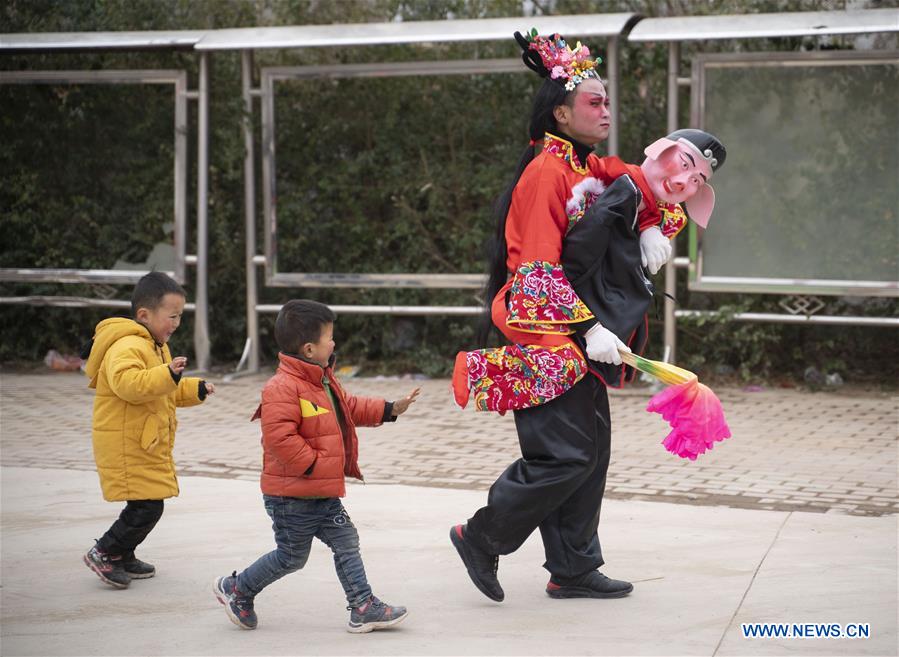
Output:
top-left (205, 382), bottom-right (216, 395)
top-left (169, 356), bottom-right (187, 375)
top-left (392, 388), bottom-right (420, 416)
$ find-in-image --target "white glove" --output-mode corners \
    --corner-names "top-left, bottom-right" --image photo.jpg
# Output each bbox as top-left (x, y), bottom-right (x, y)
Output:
top-left (639, 225), bottom-right (672, 275)
top-left (584, 324), bottom-right (630, 365)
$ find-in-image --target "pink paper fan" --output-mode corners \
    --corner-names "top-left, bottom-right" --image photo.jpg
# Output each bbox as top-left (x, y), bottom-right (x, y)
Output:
top-left (646, 378), bottom-right (732, 460)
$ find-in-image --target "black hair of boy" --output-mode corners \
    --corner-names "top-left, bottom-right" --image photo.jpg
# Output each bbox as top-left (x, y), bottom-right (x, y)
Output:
top-left (131, 272), bottom-right (186, 315)
top-left (275, 300), bottom-right (336, 354)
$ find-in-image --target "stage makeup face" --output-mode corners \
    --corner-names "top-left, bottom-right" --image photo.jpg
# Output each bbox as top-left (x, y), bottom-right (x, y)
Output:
top-left (554, 78), bottom-right (611, 146)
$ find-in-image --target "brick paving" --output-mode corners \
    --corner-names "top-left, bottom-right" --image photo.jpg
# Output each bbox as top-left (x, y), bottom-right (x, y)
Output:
top-left (1, 370), bottom-right (896, 516)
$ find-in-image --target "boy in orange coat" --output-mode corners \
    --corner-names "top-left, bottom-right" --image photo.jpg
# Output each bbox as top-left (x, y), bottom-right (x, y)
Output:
top-left (213, 299), bottom-right (418, 633)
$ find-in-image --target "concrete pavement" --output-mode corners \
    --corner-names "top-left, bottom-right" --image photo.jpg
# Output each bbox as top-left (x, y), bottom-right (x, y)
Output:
top-left (0, 467), bottom-right (896, 656)
top-left (1, 369), bottom-right (897, 656)
top-left (1, 371), bottom-right (897, 516)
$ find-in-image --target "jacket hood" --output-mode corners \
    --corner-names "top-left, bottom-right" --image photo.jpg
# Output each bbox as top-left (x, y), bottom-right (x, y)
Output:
top-left (84, 318), bottom-right (154, 388)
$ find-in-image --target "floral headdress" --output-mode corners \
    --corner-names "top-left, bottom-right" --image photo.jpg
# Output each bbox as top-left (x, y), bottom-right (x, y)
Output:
top-left (514, 28), bottom-right (602, 92)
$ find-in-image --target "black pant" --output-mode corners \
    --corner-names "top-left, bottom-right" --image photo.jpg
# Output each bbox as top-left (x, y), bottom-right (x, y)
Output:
top-left (97, 500), bottom-right (164, 557)
top-left (465, 375), bottom-right (611, 579)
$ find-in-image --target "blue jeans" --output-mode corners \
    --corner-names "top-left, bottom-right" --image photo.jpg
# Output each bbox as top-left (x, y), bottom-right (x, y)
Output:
top-left (236, 496), bottom-right (372, 607)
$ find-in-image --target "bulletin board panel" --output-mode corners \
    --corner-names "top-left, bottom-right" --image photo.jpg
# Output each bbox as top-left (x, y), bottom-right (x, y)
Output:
top-left (688, 50), bottom-right (898, 296)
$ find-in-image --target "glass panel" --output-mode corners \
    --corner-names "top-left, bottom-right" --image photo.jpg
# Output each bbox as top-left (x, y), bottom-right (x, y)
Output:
top-left (271, 72), bottom-right (533, 275)
top-left (0, 82), bottom-right (178, 271)
top-left (699, 58), bottom-right (898, 285)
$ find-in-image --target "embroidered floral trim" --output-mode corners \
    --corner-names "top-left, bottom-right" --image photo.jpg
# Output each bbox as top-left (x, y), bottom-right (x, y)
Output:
top-left (565, 177), bottom-right (606, 233)
top-left (464, 344), bottom-right (587, 413)
top-left (543, 132), bottom-right (589, 175)
top-left (658, 201), bottom-right (688, 238)
top-left (506, 260), bottom-right (594, 334)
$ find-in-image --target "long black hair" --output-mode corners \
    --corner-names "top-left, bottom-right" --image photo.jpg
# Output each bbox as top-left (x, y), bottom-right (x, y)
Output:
top-left (477, 77), bottom-right (571, 345)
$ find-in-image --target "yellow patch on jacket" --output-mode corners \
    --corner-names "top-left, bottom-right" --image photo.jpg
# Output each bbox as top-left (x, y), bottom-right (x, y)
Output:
top-left (299, 397), bottom-right (330, 418)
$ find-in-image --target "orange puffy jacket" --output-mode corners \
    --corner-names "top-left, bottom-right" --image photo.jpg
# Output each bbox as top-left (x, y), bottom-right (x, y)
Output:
top-left (253, 353), bottom-right (387, 498)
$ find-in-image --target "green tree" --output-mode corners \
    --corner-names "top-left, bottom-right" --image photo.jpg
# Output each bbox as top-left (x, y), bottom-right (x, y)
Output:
top-left (1, 0), bottom-right (895, 385)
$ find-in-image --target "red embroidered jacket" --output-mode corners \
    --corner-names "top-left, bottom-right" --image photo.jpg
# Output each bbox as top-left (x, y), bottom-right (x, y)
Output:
top-left (492, 134), bottom-right (658, 351)
top-left (453, 133), bottom-right (665, 413)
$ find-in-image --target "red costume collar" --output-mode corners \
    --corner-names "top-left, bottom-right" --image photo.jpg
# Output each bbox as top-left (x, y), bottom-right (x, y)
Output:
top-left (542, 132), bottom-right (591, 174)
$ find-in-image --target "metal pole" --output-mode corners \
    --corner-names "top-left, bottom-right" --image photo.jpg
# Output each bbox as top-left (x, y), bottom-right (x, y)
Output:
top-left (0, 296), bottom-right (197, 312)
top-left (242, 50), bottom-right (260, 372)
top-left (663, 41), bottom-right (680, 362)
top-left (256, 304), bottom-right (484, 315)
top-left (674, 310), bottom-right (899, 328)
top-left (194, 52), bottom-right (211, 371)
top-left (606, 35), bottom-right (619, 156)
top-left (260, 70), bottom-right (276, 283)
top-left (174, 73), bottom-right (188, 284)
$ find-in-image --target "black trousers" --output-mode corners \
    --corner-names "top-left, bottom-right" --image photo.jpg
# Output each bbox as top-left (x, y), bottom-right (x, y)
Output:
top-left (97, 500), bottom-right (165, 557)
top-left (465, 375), bottom-right (611, 579)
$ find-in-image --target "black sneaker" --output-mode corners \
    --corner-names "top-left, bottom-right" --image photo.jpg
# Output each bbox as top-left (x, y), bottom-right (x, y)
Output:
top-left (449, 524), bottom-right (504, 602)
top-left (213, 572), bottom-right (258, 630)
top-left (122, 552), bottom-right (155, 579)
top-left (83, 544), bottom-right (130, 589)
top-left (347, 595), bottom-right (408, 634)
top-left (546, 570), bottom-right (633, 599)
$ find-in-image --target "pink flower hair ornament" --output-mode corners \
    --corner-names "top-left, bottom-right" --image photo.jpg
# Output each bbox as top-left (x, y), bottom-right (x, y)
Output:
top-left (514, 28), bottom-right (602, 92)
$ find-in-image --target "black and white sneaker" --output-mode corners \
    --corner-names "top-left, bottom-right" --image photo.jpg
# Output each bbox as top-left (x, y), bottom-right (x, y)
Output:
top-left (213, 572), bottom-right (258, 630)
top-left (83, 543), bottom-right (130, 589)
top-left (347, 596), bottom-right (408, 634)
top-left (122, 552), bottom-right (155, 579)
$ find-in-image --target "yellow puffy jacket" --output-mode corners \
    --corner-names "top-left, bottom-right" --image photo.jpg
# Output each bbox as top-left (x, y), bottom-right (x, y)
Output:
top-left (84, 317), bottom-right (205, 502)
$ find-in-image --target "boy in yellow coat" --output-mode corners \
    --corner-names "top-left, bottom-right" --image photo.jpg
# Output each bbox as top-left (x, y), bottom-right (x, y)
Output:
top-left (82, 272), bottom-right (214, 588)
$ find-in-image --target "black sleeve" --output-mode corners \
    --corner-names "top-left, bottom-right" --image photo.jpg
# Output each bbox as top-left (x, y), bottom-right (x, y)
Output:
top-left (382, 401), bottom-right (397, 423)
top-left (562, 175), bottom-right (646, 345)
top-left (562, 174), bottom-right (641, 289)
top-left (570, 317), bottom-right (599, 337)
top-left (169, 367), bottom-right (182, 384)
top-left (198, 381), bottom-right (208, 401)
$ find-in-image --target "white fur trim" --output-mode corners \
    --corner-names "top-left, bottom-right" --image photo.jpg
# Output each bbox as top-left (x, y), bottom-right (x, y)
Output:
top-left (566, 177), bottom-right (606, 216)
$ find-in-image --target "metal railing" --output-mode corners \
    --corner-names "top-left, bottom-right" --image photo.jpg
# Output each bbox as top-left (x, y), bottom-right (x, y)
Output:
top-left (0, 65), bottom-right (212, 369)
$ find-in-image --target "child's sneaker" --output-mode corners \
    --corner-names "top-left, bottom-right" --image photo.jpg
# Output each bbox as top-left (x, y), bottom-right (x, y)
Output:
top-left (347, 595), bottom-right (408, 634)
top-left (122, 552), bottom-right (156, 579)
top-left (83, 543), bottom-right (130, 589)
top-left (213, 571), bottom-right (257, 630)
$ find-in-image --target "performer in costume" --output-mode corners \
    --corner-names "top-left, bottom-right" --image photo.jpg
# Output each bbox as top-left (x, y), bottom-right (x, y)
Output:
top-left (449, 29), bottom-right (726, 603)
top-left (454, 127), bottom-right (726, 412)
